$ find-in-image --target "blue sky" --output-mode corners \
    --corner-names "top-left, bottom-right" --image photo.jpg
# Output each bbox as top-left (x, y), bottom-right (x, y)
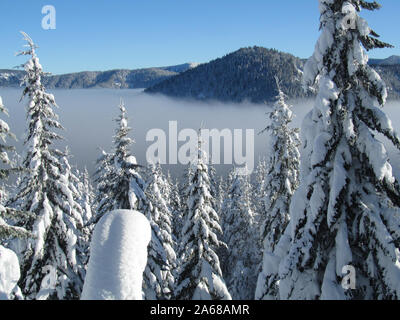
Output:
top-left (1, 0), bottom-right (399, 74)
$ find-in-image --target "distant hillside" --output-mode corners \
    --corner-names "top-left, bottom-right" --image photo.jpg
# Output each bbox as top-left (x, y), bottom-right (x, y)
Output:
top-left (146, 47), bottom-right (308, 103)
top-left (2, 52), bottom-right (398, 101)
top-left (369, 55), bottom-right (400, 66)
top-left (0, 70), bottom-right (25, 87)
top-left (160, 63), bottom-right (201, 73)
top-left (373, 64), bottom-right (400, 100)
top-left (146, 48), bottom-right (400, 102)
top-left (43, 68), bottom-right (178, 89)
top-left (0, 63), bottom-right (199, 89)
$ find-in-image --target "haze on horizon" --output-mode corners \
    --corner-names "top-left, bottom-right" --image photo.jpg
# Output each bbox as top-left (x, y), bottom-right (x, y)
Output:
top-left (1, 88), bottom-right (400, 180)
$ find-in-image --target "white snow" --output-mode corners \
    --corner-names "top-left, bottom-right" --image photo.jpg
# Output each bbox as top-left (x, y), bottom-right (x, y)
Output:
top-left (36, 265), bottom-right (57, 300)
top-left (81, 210), bottom-right (151, 300)
top-left (0, 245), bottom-right (21, 300)
top-left (0, 74), bottom-right (11, 81)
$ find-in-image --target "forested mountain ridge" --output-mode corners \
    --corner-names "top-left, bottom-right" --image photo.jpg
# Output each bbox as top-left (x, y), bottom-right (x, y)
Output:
top-left (372, 64), bottom-right (400, 100)
top-left (1, 49), bottom-right (399, 102)
top-left (146, 47), bottom-right (400, 102)
top-left (369, 55), bottom-right (400, 66)
top-left (0, 63), bottom-right (198, 89)
top-left (146, 47), bottom-right (309, 103)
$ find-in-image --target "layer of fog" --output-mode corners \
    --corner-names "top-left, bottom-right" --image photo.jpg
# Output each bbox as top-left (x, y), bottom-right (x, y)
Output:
top-left (1, 88), bottom-right (400, 180)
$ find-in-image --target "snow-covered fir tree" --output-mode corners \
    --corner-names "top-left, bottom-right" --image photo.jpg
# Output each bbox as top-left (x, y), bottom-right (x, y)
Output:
top-left (8, 32), bottom-right (85, 300)
top-left (222, 168), bottom-right (259, 300)
top-left (179, 165), bottom-right (193, 207)
top-left (255, 80), bottom-right (300, 300)
top-left (73, 167), bottom-right (95, 273)
top-left (144, 163), bottom-right (176, 299)
top-left (175, 165), bottom-right (193, 246)
top-left (92, 100), bottom-right (172, 300)
top-left (216, 175), bottom-right (227, 218)
top-left (93, 149), bottom-right (113, 217)
top-left (0, 207), bottom-right (31, 244)
top-left (253, 157), bottom-right (267, 216)
top-left (59, 152), bottom-right (91, 283)
top-left (0, 97), bottom-right (18, 191)
top-left (166, 172), bottom-right (183, 243)
top-left (0, 95), bottom-right (30, 242)
top-left (77, 167), bottom-right (94, 226)
top-left (278, 0), bottom-right (400, 300)
top-left (0, 96), bottom-right (30, 301)
top-left (208, 164), bottom-right (218, 208)
top-left (175, 134), bottom-right (231, 300)
top-left (164, 170), bottom-right (184, 265)
top-left (218, 170), bottom-right (234, 280)
top-left (93, 100), bottom-right (147, 221)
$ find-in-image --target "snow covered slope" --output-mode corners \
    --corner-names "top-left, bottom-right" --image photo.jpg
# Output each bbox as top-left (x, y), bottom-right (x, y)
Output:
top-left (81, 210), bottom-right (151, 300)
top-left (0, 245), bottom-right (21, 300)
top-left (160, 62), bottom-right (200, 73)
top-left (369, 55), bottom-right (400, 66)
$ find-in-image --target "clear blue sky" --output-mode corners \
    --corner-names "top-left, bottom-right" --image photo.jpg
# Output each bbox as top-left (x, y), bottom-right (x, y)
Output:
top-left (1, 0), bottom-right (399, 74)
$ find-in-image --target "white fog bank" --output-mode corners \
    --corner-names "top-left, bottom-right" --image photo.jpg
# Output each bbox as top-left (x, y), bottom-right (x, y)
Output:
top-left (1, 88), bottom-right (399, 178)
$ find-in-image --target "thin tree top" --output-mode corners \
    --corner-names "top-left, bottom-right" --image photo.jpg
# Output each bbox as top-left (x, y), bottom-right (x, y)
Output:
top-left (17, 32), bottom-right (38, 57)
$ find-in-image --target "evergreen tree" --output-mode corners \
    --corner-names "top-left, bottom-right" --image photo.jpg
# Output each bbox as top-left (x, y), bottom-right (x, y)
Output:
top-left (93, 100), bottom-right (147, 221)
top-left (59, 152), bottom-right (90, 289)
top-left (0, 95), bottom-right (30, 241)
top-left (279, 1), bottom-right (400, 300)
top-left (208, 164), bottom-right (218, 207)
top-left (175, 135), bottom-right (231, 300)
top-left (255, 80), bottom-right (300, 300)
top-left (218, 170), bottom-right (233, 279)
top-left (74, 167), bottom-right (95, 273)
top-left (77, 167), bottom-right (94, 226)
top-left (8, 32), bottom-right (85, 300)
top-left (216, 175), bottom-right (227, 218)
top-left (0, 96), bottom-right (30, 301)
top-left (253, 157), bottom-right (267, 216)
top-left (223, 168), bottom-right (259, 300)
top-left (144, 163), bottom-right (176, 300)
top-left (93, 149), bottom-right (113, 219)
top-left (92, 100), bottom-right (171, 300)
top-left (166, 172), bottom-right (183, 243)
top-left (175, 165), bottom-right (193, 247)
top-left (165, 171), bottom-right (184, 264)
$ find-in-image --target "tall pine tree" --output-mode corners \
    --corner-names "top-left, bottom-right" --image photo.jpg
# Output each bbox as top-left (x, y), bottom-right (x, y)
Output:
top-left (76, 167), bottom-right (94, 226)
top-left (93, 99), bottom-right (147, 221)
top-left (253, 157), bottom-right (267, 217)
top-left (166, 172), bottom-right (183, 245)
top-left (223, 168), bottom-right (259, 300)
top-left (92, 100), bottom-right (171, 300)
top-left (8, 32), bottom-right (85, 300)
top-left (175, 134), bottom-right (231, 300)
top-left (0, 95), bottom-right (30, 242)
top-left (279, 0), bottom-right (400, 300)
top-left (255, 80), bottom-right (300, 300)
top-left (144, 163), bottom-right (176, 300)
